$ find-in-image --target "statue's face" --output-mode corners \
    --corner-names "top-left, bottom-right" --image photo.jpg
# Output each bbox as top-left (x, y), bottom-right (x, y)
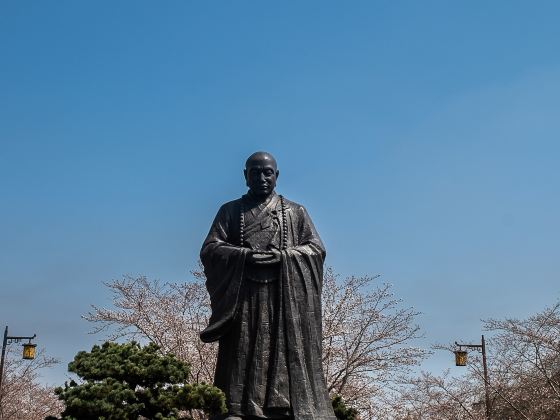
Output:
top-left (244, 157), bottom-right (278, 197)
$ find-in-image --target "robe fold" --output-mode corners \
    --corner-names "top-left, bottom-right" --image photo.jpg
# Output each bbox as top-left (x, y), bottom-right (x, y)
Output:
top-left (200, 193), bottom-right (336, 420)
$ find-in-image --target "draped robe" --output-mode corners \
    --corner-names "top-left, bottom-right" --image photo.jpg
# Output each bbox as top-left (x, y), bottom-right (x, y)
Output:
top-left (200, 192), bottom-right (336, 420)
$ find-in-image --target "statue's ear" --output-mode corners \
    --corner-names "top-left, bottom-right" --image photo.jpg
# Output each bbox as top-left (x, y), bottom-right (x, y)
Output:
top-left (276, 170), bottom-right (280, 179)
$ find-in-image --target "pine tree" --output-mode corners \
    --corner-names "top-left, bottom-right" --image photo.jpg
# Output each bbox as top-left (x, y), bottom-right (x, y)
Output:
top-left (332, 395), bottom-right (358, 420)
top-left (48, 341), bottom-right (226, 420)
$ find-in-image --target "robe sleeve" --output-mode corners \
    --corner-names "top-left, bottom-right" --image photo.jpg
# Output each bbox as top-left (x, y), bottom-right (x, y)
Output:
top-left (279, 204), bottom-right (335, 418)
top-left (199, 203), bottom-right (248, 343)
top-left (291, 206), bottom-right (325, 254)
top-left (285, 205), bottom-right (326, 292)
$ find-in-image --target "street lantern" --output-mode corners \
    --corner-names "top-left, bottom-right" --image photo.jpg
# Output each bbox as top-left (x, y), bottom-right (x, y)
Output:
top-left (453, 335), bottom-right (491, 419)
top-left (454, 349), bottom-right (468, 366)
top-left (0, 326), bottom-right (38, 413)
top-left (22, 342), bottom-right (37, 360)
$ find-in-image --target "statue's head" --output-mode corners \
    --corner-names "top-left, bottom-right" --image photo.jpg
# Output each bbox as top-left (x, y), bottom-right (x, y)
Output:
top-left (244, 151), bottom-right (279, 197)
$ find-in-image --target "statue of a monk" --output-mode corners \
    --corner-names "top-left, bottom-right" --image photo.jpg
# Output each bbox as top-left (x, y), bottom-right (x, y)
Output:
top-left (200, 152), bottom-right (336, 420)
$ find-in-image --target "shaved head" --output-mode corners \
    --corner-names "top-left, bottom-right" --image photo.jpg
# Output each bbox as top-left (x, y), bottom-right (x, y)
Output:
top-left (245, 151), bottom-right (277, 171)
top-left (244, 151), bottom-right (279, 197)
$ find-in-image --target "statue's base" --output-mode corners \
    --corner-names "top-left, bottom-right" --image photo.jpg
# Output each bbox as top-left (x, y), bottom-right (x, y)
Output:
top-left (210, 414), bottom-right (291, 420)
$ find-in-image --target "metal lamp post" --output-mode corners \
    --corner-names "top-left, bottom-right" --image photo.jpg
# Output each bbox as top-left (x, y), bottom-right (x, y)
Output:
top-left (454, 334), bottom-right (491, 420)
top-left (0, 326), bottom-right (37, 418)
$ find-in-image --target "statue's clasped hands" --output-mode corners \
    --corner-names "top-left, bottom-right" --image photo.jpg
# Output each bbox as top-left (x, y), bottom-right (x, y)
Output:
top-left (247, 248), bottom-right (281, 265)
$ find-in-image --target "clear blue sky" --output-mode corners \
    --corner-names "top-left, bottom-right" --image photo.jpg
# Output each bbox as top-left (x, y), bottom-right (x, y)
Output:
top-left (1, 1), bottom-right (559, 385)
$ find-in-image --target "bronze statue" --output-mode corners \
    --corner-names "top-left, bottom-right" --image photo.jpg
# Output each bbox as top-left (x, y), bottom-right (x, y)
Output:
top-left (200, 152), bottom-right (336, 420)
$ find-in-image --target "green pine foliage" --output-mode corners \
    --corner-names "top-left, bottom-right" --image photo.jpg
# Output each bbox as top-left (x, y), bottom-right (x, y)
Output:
top-left (332, 395), bottom-right (358, 420)
top-left (49, 341), bottom-right (226, 420)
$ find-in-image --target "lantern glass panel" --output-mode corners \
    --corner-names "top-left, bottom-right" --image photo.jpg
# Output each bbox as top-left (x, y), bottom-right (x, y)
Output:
top-left (22, 343), bottom-right (36, 360)
top-left (455, 350), bottom-right (467, 366)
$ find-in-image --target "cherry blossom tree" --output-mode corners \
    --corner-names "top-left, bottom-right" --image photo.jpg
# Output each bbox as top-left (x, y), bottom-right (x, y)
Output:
top-left (0, 346), bottom-right (63, 420)
top-left (85, 267), bottom-right (426, 418)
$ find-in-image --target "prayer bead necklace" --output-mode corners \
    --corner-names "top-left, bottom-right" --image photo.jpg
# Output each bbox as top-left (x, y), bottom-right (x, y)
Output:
top-left (280, 196), bottom-right (287, 250)
top-left (239, 201), bottom-right (245, 246)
